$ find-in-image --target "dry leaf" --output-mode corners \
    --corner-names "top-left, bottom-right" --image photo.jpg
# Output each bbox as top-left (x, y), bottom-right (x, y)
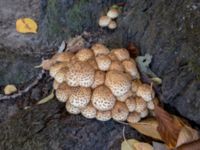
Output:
top-left (154, 105), bottom-right (185, 148)
top-left (37, 90), bottom-right (54, 105)
top-left (134, 142), bottom-right (153, 150)
top-left (176, 125), bottom-right (199, 147)
top-left (129, 118), bottom-right (162, 140)
top-left (16, 18), bottom-right (37, 33)
top-left (4, 84), bottom-right (17, 95)
top-left (121, 139), bottom-right (153, 150)
top-left (177, 139), bottom-right (200, 150)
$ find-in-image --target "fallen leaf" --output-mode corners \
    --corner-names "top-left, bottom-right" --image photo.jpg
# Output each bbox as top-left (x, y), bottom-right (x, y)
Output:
top-left (151, 77), bottom-right (162, 85)
top-left (127, 43), bottom-right (140, 58)
top-left (4, 84), bottom-right (17, 95)
top-left (133, 142), bottom-right (154, 150)
top-left (129, 118), bottom-right (162, 140)
top-left (37, 90), bottom-right (54, 105)
top-left (121, 139), bottom-right (153, 150)
top-left (16, 18), bottom-right (38, 33)
top-left (176, 125), bottom-right (199, 147)
top-left (177, 139), bottom-right (200, 150)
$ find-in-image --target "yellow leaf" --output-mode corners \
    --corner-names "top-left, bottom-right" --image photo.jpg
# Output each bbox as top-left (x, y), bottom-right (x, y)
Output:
top-left (16, 18), bottom-right (38, 33)
top-left (121, 139), bottom-right (153, 150)
top-left (4, 84), bottom-right (17, 95)
top-left (134, 142), bottom-right (154, 150)
top-left (129, 118), bottom-right (162, 141)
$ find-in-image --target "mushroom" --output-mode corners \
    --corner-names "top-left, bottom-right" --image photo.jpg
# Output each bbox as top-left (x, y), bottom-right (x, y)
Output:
top-left (108, 53), bottom-right (118, 61)
top-left (81, 103), bottom-right (96, 119)
top-left (54, 67), bottom-right (68, 83)
top-left (52, 52), bottom-right (74, 63)
top-left (69, 87), bottom-right (91, 108)
top-left (108, 20), bottom-right (117, 30)
top-left (117, 90), bottom-right (133, 102)
top-left (140, 108), bottom-right (148, 118)
top-left (91, 43), bottom-right (110, 56)
top-left (109, 60), bottom-right (124, 72)
top-left (53, 79), bottom-right (60, 90)
top-left (66, 102), bottom-right (81, 115)
top-left (92, 85), bottom-right (116, 111)
top-left (55, 83), bottom-right (71, 102)
top-left (40, 59), bottom-right (54, 70)
top-left (49, 63), bottom-right (68, 77)
top-left (76, 48), bottom-right (94, 61)
top-left (132, 79), bottom-right (142, 94)
top-left (107, 8), bottom-right (119, 19)
top-left (136, 84), bottom-right (155, 102)
top-left (96, 111), bottom-right (111, 121)
top-left (87, 59), bottom-right (99, 70)
top-left (91, 71), bottom-right (105, 88)
top-left (105, 70), bottom-right (131, 97)
top-left (95, 55), bottom-right (111, 71)
top-left (135, 97), bottom-right (147, 113)
top-left (112, 102), bottom-right (129, 121)
top-left (127, 112), bottom-right (141, 123)
top-left (122, 59), bottom-right (140, 79)
top-left (125, 97), bottom-right (136, 112)
top-left (112, 48), bottom-right (130, 61)
top-left (98, 16), bottom-right (111, 27)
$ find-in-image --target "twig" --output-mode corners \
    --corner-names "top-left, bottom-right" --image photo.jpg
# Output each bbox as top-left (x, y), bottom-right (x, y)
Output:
top-left (0, 70), bottom-right (45, 101)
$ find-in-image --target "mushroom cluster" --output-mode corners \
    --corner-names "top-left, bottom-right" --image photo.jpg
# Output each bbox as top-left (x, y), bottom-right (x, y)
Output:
top-left (43, 43), bottom-right (155, 123)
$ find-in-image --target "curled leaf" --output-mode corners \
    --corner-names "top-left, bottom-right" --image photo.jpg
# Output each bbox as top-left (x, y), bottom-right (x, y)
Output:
top-left (16, 18), bottom-right (38, 33)
top-left (4, 84), bottom-right (17, 95)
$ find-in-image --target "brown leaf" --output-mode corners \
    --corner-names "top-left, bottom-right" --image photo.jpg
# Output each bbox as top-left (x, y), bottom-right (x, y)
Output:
top-left (127, 43), bottom-right (140, 58)
top-left (121, 139), bottom-right (153, 150)
top-left (154, 105), bottom-right (185, 148)
top-left (177, 139), bottom-right (200, 150)
top-left (129, 118), bottom-right (162, 140)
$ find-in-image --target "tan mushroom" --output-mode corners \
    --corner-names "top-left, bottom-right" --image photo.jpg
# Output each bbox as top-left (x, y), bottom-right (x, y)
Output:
top-left (52, 52), bottom-right (74, 63)
top-left (91, 71), bottom-right (105, 88)
top-left (76, 48), bottom-right (94, 61)
top-left (108, 20), bottom-right (117, 30)
top-left (112, 48), bottom-right (130, 61)
top-left (91, 43), bottom-right (110, 56)
top-left (81, 103), bottom-right (96, 119)
top-left (49, 63), bottom-right (68, 77)
top-left (53, 79), bottom-right (60, 90)
top-left (107, 8), bottom-right (119, 19)
top-left (98, 16), bottom-right (111, 27)
top-left (136, 84), bottom-right (155, 102)
top-left (122, 59), bottom-right (140, 79)
top-left (66, 102), bottom-right (81, 115)
top-left (140, 108), bottom-right (148, 118)
top-left (55, 83), bottom-right (71, 102)
top-left (40, 59), bottom-right (54, 70)
top-left (117, 90), bottom-right (133, 102)
top-left (92, 85), bottom-right (116, 111)
top-left (125, 97), bottom-right (136, 112)
top-left (135, 97), bottom-right (147, 113)
top-left (132, 79), bottom-right (142, 93)
top-left (87, 59), bottom-right (99, 70)
top-left (96, 55), bottom-right (111, 71)
top-left (147, 101), bottom-right (154, 110)
top-left (127, 112), bottom-right (141, 123)
top-left (96, 111), bottom-right (111, 121)
top-left (108, 53), bottom-right (118, 61)
top-left (69, 87), bottom-right (91, 108)
top-left (105, 70), bottom-right (131, 97)
top-left (54, 67), bottom-right (68, 83)
top-left (109, 60), bottom-right (124, 72)
top-left (112, 102), bottom-right (129, 121)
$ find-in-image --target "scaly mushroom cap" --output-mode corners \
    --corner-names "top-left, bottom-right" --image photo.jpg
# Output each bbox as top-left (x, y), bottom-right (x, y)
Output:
top-left (66, 102), bottom-right (81, 115)
top-left (96, 55), bottom-right (111, 71)
top-left (105, 70), bottom-right (131, 97)
top-left (122, 59), bottom-right (140, 79)
top-left (91, 43), bottom-right (110, 56)
top-left (132, 79), bottom-right (142, 93)
top-left (112, 102), bottom-right (129, 121)
top-left (54, 67), bottom-right (68, 83)
top-left (91, 71), bottom-right (105, 88)
top-left (56, 83), bottom-right (71, 102)
top-left (136, 84), bottom-right (155, 102)
top-left (53, 80), bottom-right (60, 90)
top-left (49, 63), bottom-right (68, 77)
top-left (108, 53), bottom-right (118, 61)
top-left (76, 48), bottom-right (94, 61)
top-left (52, 52), bottom-right (74, 63)
top-left (69, 87), bottom-right (91, 108)
top-left (112, 48), bottom-right (130, 61)
top-left (135, 97), bottom-right (147, 113)
top-left (140, 108), bottom-right (148, 118)
top-left (147, 101), bottom-right (154, 110)
top-left (117, 90), bottom-right (133, 102)
top-left (108, 20), bottom-right (117, 30)
top-left (66, 61), bottom-right (95, 87)
top-left (41, 59), bottom-right (54, 70)
top-left (109, 60), bottom-right (124, 72)
top-left (81, 103), bottom-right (96, 119)
top-left (98, 16), bottom-right (111, 27)
top-left (87, 59), bottom-right (98, 70)
top-left (92, 85), bottom-right (116, 111)
top-left (107, 8), bottom-right (119, 19)
top-left (125, 97), bottom-right (136, 112)
top-left (96, 111), bottom-right (111, 121)
top-left (127, 112), bottom-right (141, 123)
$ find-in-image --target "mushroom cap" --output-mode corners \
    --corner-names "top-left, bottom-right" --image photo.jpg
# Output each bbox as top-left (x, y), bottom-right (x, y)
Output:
top-left (125, 97), bottom-right (136, 112)
top-left (92, 85), bottom-right (116, 111)
top-left (112, 102), bottom-right (129, 121)
top-left (91, 71), bottom-right (105, 88)
top-left (108, 53), bottom-right (118, 61)
top-left (127, 112), bottom-right (141, 123)
top-left (81, 103), bottom-right (96, 119)
top-left (136, 84), bottom-right (155, 101)
top-left (147, 101), bottom-right (155, 110)
top-left (112, 48), bottom-right (130, 61)
top-left (91, 43), bottom-right (110, 56)
top-left (76, 48), bottom-right (94, 61)
top-left (96, 55), bottom-right (111, 71)
top-left (117, 90), bottom-right (133, 102)
top-left (109, 60), bottom-right (124, 72)
top-left (49, 63), bottom-right (68, 77)
top-left (54, 67), bottom-right (68, 83)
top-left (108, 20), bottom-right (117, 29)
top-left (66, 102), bottom-right (81, 115)
top-left (132, 79), bottom-right (142, 93)
top-left (107, 8), bottom-right (119, 19)
top-left (98, 16), bottom-right (111, 27)
top-left (55, 83), bottom-right (71, 102)
top-left (53, 79), bottom-right (60, 90)
top-left (66, 61), bottom-right (95, 87)
top-left (41, 59), bottom-right (54, 70)
top-left (69, 87), bottom-right (91, 108)
top-left (135, 97), bottom-right (147, 113)
top-left (52, 52), bottom-right (74, 63)
top-left (87, 59), bottom-right (99, 70)
top-left (122, 59), bottom-right (140, 79)
top-left (105, 70), bottom-right (131, 97)
top-left (96, 111), bottom-right (111, 121)
top-left (140, 108), bottom-right (148, 118)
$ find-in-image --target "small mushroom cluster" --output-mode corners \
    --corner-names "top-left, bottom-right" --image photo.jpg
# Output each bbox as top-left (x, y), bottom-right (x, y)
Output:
top-left (43, 43), bottom-right (155, 123)
top-left (98, 8), bottom-right (120, 30)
